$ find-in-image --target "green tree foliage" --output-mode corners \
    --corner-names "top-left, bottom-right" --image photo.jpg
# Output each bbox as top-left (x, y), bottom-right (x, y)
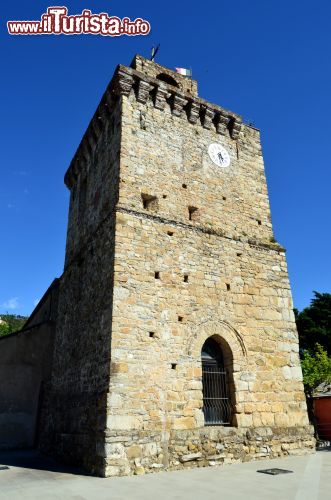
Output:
top-left (296, 293), bottom-right (331, 435)
top-left (0, 322), bottom-right (10, 337)
top-left (0, 314), bottom-right (28, 337)
top-left (301, 344), bottom-right (331, 397)
top-left (296, 292), bottom-right (331, 354)
top-left (300, 343), bottom-right (331, 436)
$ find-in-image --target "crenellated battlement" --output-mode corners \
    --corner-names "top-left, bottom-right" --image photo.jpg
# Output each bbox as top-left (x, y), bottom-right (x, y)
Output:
top-left (64, 56), bottom-right (243, 189)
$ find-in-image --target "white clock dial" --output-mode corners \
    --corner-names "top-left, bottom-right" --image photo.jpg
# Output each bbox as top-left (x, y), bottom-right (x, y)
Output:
top-left (208, 143), bottom-right (230, 168)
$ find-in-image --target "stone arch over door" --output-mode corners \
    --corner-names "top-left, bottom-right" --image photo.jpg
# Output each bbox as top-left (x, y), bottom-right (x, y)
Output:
top-left (187, 320), bottom-right (248, 427)
top-left (188, 319), bottom-right (247, 371)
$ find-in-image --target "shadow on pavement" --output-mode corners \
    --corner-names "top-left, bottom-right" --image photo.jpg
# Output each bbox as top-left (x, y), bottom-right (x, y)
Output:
top-left (0, 449), bottom-right (91, 476)
top-left (317, 446), bottom-right (331, 453)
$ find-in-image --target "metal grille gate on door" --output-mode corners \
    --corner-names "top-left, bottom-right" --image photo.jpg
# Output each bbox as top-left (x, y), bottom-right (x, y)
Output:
top-left (201, 339), bottom-right (232, 425)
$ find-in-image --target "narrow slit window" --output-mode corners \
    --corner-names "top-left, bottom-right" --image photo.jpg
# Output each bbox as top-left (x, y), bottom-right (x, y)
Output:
top-left (155, 271), bottom-right (160, 279)
top-left (188, 206), bottom-right (198, 221)
top-left (183, 274), bottom-right (189, 283)
top-left (226, 283), bottom-right (231, 291)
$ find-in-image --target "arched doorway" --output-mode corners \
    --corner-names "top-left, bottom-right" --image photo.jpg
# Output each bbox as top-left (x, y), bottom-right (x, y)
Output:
top-left (201, 337), bottom-right (232, 425)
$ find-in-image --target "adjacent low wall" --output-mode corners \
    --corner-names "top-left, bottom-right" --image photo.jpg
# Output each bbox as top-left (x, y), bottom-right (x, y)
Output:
top-left (0, 279), bottom-right (59, 449)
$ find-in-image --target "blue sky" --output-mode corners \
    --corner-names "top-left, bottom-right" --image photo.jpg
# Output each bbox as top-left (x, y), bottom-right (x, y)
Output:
top-left (1, 0), bottom-right (330, 316)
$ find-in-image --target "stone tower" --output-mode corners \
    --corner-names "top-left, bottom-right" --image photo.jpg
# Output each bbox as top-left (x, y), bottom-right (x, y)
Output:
top-left (40, 55), bottom-right (314, 476)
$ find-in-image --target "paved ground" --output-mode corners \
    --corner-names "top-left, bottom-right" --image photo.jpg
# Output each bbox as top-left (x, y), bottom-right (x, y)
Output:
top-left (0, 448), bottom-right (330, 500)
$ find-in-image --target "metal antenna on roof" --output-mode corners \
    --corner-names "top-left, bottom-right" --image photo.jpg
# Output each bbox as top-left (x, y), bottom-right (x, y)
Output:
top-left (151, 44), bottom-right (160, 62)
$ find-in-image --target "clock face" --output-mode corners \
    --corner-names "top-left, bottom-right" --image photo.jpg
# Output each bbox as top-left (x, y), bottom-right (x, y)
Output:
top-left (208, 143), bottom-right (230, 168)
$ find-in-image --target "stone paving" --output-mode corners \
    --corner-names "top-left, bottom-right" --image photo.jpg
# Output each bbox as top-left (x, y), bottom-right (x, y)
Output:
top-left (0, 448), bottom-right (330, 499)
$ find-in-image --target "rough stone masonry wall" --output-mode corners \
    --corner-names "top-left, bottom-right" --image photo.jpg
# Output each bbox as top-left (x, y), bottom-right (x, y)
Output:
top-left (102, 62), bottom-right (314, 476)
top-left (39, 56), bottom-right (314, 477)
top-left (39, 96), bottom-right (122, 474)
top-left (100, 427), bottom-right (314, 476)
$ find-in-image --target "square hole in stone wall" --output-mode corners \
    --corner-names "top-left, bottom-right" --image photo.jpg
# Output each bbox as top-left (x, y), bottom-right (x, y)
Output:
top-left (167, 231), bottom-right (174, 236)
top-left (149, 332), bottom-right (155, 338)
top-left (171, 363), bottom-right (177, 370)
top-left (178, 315), bottom-right (184, 322)
top-left (188, 206), bottom-right (199, 221)
top-left (155, 271), bottom-right (160, 279)
top-left (226, 283), bottom-right (231, 291)
top-left (183, 274), bottom-right (189, 283)
top-left (141, 193), bottom-right (158, 211)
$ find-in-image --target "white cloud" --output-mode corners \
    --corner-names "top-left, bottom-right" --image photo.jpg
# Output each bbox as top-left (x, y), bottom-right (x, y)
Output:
top-left (7, 203), bottom-right (16, 209)
top-left (1, 297), bottom-right (20, 310)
